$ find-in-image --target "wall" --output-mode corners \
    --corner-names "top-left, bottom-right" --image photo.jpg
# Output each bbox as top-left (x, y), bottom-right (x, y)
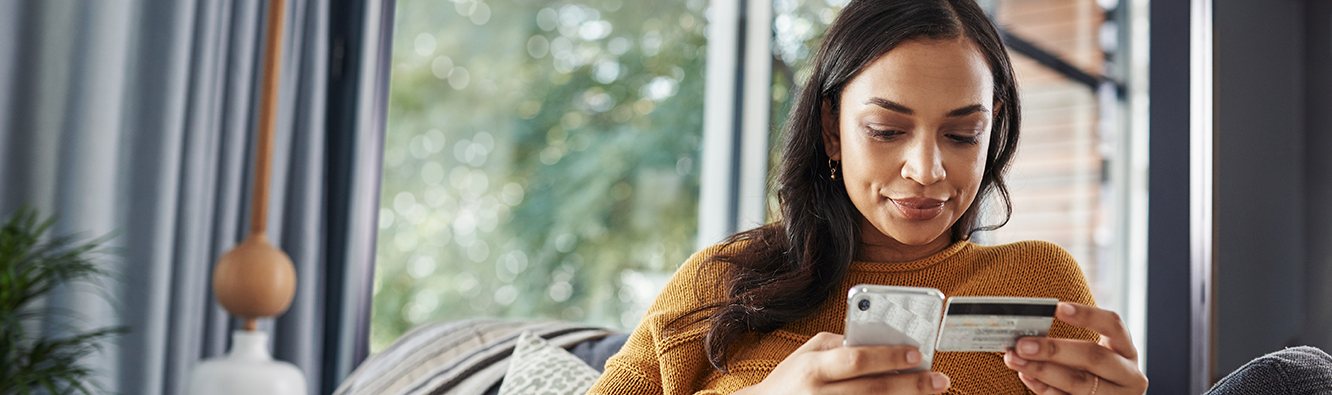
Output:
top-left (1213, 0), bottom-right (1332, 380)
top-left (1302, 0), bottom-right (1332, 353)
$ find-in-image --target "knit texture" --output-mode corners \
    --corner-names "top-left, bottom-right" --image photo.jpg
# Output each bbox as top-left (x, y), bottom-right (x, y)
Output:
top-left (1206, 346), bottom-right (1332, 395)
top-left (587, 240), bottom-right (1099, 395)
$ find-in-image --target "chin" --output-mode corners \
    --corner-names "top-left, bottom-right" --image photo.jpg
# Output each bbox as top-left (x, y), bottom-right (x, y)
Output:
top-left (863, 211), bottom-right (954, 246)
top-left (885, 217), bottom-right (956, 245)
top-left (878, 222), bottom-right (946, 245)
top-left (889, 232), bottom-right (946, 246)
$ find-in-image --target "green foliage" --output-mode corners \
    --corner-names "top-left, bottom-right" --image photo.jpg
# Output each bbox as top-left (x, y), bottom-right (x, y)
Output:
top-left (0, 207), bottom-right (124, 395)
top-left (370, 0), bottom-right (707, 351)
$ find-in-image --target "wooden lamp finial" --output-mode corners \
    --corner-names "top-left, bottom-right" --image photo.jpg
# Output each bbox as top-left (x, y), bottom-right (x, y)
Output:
top-left (212, 0), bottom-right (295, 332)
top-left (213, 234), bottom-right (296, 331)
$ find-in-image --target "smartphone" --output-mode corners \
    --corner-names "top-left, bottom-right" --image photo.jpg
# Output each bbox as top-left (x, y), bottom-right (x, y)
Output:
top-left (844, 285), bottom-right (946, 372)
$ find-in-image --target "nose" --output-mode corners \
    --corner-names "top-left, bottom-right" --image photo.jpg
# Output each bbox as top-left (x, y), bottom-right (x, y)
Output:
top-left (901, 137), bottom-right (946, 186)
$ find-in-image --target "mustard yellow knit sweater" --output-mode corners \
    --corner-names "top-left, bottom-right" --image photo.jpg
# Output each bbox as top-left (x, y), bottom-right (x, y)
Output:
top-left (587, 240), bottom-right (1099, 395)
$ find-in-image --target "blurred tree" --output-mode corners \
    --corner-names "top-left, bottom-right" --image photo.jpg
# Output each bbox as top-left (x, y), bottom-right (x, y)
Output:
top-left (371, 0), bottom-right (707, 351)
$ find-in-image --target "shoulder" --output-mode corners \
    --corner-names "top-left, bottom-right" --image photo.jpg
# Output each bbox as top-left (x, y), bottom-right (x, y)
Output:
top-left (674, 239), bottom-right (750, 290)
top-left (641, 239), bottom-right (751, 324)
top-left (968, 239), bottom-right (1070, 258)
top-left (962, 240), bottom-right (1095, 304)
top-left (595, 238), bottom-right (773, 393)
top-left (968, 240), bottom-right (1082, 277)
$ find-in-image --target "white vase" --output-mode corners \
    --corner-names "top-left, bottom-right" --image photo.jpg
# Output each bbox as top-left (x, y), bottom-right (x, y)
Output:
top-left (186, 330), bottom-right (308, 395)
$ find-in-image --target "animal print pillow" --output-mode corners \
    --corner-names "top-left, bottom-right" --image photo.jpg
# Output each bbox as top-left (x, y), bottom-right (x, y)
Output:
top-left (497, 331), bottom-right (602, 395)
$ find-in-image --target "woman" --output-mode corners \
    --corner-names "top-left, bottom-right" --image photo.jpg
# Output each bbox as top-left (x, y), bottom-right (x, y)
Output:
top-left (587, 0), bottom-right (1149, 393)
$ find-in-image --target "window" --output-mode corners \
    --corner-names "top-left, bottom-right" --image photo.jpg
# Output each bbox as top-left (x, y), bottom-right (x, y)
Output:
top-left (371, 0), bottom-right (1146, 357)
top-left (371, 0), bottom-right (708, 351)
top-left (986, 0), bottom-right (1127, 318)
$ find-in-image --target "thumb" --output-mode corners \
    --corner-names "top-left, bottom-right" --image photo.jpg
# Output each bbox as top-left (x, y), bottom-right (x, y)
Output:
top-left (796, 332), bottom-right (845, 354)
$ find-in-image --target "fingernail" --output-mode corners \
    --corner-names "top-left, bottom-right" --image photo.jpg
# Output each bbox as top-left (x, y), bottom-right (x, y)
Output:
top-left (1006, 352), bottom-right (1028, 366)
top-left (932, 373), bottom-right (949, 390)
top-left (906, 350), bottom-right (922, 364)
top-left (1059, 302), bottom-right (1075, 316)
top-left (1018, 339), bottom-right (1039, 356)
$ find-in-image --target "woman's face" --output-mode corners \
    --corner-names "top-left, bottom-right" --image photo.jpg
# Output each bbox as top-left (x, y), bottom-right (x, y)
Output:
top-left (822, 37), bottom-right (994, 253)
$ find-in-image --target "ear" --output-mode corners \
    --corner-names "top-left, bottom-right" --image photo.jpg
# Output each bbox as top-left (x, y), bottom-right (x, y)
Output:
top-left (820, 99), bottom-right (842, 161)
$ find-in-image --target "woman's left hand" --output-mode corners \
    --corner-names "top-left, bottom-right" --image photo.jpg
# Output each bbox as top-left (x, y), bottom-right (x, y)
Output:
top-left (1003, 302), bottom-right (1149, 395)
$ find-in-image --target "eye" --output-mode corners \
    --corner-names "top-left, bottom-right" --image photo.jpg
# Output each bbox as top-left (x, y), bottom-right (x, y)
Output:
top-left (867, 128), bottom-right (905, 140)
top-left (947, 133), bottom-right (981, 146)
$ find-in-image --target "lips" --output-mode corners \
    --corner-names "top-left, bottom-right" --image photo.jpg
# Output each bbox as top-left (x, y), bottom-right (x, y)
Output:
top-left (889, 197), bottom-right (946, 221)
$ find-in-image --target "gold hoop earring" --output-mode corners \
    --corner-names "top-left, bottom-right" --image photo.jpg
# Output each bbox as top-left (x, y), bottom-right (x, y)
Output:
top-left (828, 159), bottom-right (840, 180)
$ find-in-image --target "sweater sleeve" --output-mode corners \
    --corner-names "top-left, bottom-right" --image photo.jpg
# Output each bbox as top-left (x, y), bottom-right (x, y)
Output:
top-left (587, 243), bottom-right (736, 395)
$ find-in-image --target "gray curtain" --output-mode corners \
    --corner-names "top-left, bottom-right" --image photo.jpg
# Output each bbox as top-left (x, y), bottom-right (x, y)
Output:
top-left (0, 0), bottom-right (389, 394)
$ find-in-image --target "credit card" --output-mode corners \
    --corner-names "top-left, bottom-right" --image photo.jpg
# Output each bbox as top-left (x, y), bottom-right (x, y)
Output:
top-left (934, 297), bottom-right (1058, 352)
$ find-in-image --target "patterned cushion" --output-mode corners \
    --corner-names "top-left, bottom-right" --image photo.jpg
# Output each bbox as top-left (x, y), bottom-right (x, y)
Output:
top-left (497, 332), bottom-right (602, 395)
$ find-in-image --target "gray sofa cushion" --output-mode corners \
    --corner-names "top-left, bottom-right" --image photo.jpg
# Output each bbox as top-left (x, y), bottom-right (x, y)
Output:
top-left (567, 332), bottom-right (630, 372)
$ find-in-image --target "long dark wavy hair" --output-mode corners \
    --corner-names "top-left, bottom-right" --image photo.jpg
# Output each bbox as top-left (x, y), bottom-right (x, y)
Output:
top-left (680, 0), bottom-right (1023, 372)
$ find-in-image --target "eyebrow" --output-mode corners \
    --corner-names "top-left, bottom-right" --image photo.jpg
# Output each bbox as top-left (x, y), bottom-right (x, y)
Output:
top-left (864, 98), bottom-right (990, 117)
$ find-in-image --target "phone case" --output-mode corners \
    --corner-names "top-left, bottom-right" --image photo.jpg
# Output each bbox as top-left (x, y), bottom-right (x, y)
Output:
top-left (844, 285), bottom-right (946, 372)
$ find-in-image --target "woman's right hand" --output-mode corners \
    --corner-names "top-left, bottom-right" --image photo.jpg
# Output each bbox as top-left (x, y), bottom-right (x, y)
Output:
top-left (735, 332), bottom-right (951, 394)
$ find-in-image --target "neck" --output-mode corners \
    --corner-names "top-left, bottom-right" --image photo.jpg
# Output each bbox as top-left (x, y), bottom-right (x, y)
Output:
top-left (855, 217), bottom-right (954, 263)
